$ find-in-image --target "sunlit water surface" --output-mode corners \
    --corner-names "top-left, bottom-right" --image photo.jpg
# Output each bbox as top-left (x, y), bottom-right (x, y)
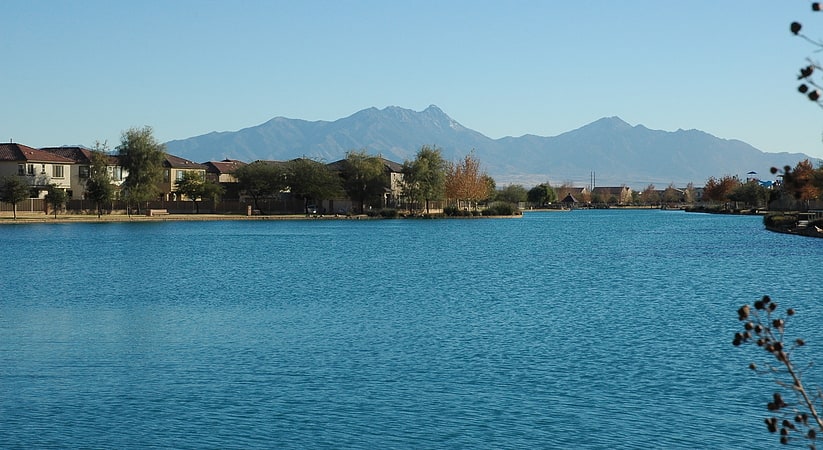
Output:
top-left (2, 210), bottom-right (823, 449)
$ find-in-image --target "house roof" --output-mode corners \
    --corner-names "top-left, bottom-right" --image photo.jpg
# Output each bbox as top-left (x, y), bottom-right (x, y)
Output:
top-left (561, 193), bottom-right (579, 203)
top-left (203, 159), bottom-right (246, 174)
top-left (0, 143), bottom-right (74, 163)
top-left (592, 186), bottom-right (629, 195)
top-left (164, 154), bottom-right (207, 169)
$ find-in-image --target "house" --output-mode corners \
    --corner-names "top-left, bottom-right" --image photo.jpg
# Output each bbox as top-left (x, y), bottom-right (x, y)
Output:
top-left (591, 186), bottom-right (632, 205)
top-left (325, 156), bottom-right (405, 212)
top-left (555, 186), bottom-right (590, 204)
top-left (0, 142), bottom-right (74, 198)
top-left (40, 146), bottom-right (126, 200)
top-left (204, 159), bottom-right (246, 200)
top-left (159, 154), bottom-right (207, 201)
top-left (203, 159), bottom-right (245, 184)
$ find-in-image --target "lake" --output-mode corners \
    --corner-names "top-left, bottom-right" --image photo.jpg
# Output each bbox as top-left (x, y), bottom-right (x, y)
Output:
top-left (2, 210), bottom-right (822, 449)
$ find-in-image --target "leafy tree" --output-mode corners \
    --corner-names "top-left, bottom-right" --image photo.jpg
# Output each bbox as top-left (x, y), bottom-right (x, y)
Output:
top-left (175, 171), bottom-right (224, 214)
top-left (527, 183), bottom-right (557, 206)
top-left (444, 152), bottom-right (493, 210)
top-left (44, 184), bottom-right (67, 218)
top-left (286, 158), bottom-right (341, 214)
top-left (661, 183), bottom-right (681, 204)
top-left (340, 150), bottom-right (386, 214)
top-left (729, 181), bottom-right (770, 208)
top-left (234, 161), bottom-right (287, 214)
top-left (85, 143), bottom-right (115, 218)
top-left (401, 145), bottom-right (447, 214)
top-left (117, 126), bottom-right (165, 214)
top-left (703, 175), bottom-right (741, 204)
top-left (495, 184), bottom-right (527, 204)
top-left (0, 176), bottom-right (31, 219)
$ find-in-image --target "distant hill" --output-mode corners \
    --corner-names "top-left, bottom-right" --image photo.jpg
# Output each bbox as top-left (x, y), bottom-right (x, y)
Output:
top-left (164, 105), bottom-right (817, 189)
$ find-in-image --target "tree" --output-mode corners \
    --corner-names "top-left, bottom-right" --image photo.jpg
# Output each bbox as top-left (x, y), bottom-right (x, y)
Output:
top-left (661, 183), bottom-right (681, 204)
top-left (85, 142), bottom-right (115, 218)
top-left (118, 126), bottom-right (165, 214)
top-left (729, 181), bottom-right (770, 208)
top-left (495, 184), bottom-right (527, 204)
top-left (0, 176), bottom-right (31, 219)
top-left (527, 183), bottom-right (557, 207)
top-left (286, 158), bottom-right (341, 214)
top-left (703, 175), bottom-right (741, 204)
top-left (340, 150), bottom-right (386, 214)
top-left (733, 296), bottom-right (823, 447)
top-left (401, 145), bottom-right (447, 214)
top-left (44, 184), bottom-right (67, 218)
top-left (175, 171), bottom-right (224, 214)
top-left (639, 184), bottom-right (659, 205)
top-left (683, 182), bottom-right (697, 204)
top-left (444, 152), bottom-right (493, 210)
top-left (234, 161), bottom-right (287, 214)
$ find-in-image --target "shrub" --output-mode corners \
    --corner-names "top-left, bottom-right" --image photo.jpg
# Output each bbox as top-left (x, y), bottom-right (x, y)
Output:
top-left (483, 201), bottom-right (519, 216)
top-left (763, 214), bottom-right (798, 230)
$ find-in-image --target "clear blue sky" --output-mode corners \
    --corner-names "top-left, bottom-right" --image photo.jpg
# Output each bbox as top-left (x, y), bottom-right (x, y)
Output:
top-left (3, 0), bottom-right (822, 158)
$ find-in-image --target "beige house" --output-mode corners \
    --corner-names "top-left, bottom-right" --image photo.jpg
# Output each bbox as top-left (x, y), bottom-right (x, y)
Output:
top-left (40, 146), bottom-right (126, 200)
top-left (159, 154), bottom-right (208, 201)
top-left (591, 186), bottom-right (632, 205)
top-left (0, 143), bottom-right (74, 197)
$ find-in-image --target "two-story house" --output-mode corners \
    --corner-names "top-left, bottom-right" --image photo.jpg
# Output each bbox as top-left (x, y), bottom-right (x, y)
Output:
top-left (0, 143), bottom-right (74, 198)
top-left (40, 146), bottom-right (126, 200)
top-left (159, 154), bottom-right (208, 201)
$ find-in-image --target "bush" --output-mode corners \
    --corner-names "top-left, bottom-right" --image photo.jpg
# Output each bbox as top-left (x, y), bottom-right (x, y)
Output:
top-left (379, 208), bottom-right (398, 218)
top-left (483, 201), bottom-right (519, 216)
top-left (763, 214), bottom-right (798, 230)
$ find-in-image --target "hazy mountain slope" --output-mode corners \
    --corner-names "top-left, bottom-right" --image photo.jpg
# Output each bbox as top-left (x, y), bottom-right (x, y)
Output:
top-left (165, 106), bottom-right (816, 188)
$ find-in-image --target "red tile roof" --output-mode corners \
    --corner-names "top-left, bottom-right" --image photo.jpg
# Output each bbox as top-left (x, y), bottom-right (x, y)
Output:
top-left (42, 146), bottom-right (121, 165)
top-left (0, 143), bottom-right (74, 163)
top-left (164, 154), bottom-right (207, 169)
top-left (204, 159), bottom-right (246, 174)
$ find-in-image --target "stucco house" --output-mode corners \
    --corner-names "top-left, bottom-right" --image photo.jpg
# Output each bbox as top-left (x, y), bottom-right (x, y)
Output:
top-left (40, 146), bottom-right (126, 200)
top-left (159, 154), bottom-right (208, 201)
top-left (204, 159), bottom-right (246, 200)
top-left (591, 186), bottom-right (632, 205)
top-left (0, 143), bottom-right (74, 198)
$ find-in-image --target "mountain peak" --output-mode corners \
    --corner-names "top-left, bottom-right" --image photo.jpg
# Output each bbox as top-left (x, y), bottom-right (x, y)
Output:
top-left (587, 116), bottom-right (633, 130)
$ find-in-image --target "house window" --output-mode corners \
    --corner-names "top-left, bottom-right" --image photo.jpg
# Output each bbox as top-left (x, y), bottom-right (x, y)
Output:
top-left (17, 164), bottom-right (24, 176)
top-left (41, 164), bottom-right (46, 174)
top-left (53, 165), bottom-right (64, 178)
top-left (79, 166), bottom-right (90, 179)
top-left (163, 169), bottom-right (170, 182)
top-left (27, 164), bottom-right (35, 176)
top-left (176, 171), bottom-right (186, 181)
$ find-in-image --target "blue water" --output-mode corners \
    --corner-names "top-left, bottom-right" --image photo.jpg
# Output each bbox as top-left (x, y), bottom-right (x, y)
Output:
top-left (2, 210), bottom-right (822, 448)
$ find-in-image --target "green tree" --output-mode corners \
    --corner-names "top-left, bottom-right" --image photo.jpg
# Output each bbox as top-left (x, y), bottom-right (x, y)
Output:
top-left (341, 150), bottom-right (386, 214)
top-left (0, 176), bottom-right (31, 219)
top-left (175, 171), bottom-right (223, 214)
top-left (527, 183), bottom-right (557, 206)
top-left (495, 184), bottom-right (527, 204)
top-left (729, 181), bottom-right (770, 208)
top-left (234, 161), bottom-right (287, 214)
top-left (401, 145), bottom-right (447, 214)
top-left (118, 126), bottom-right (165, 214)
top-left (44, 184), bottom-right (67, 218)
top-left (286, 158), bottom-right (341, 214)
top-left (661, 183), bottom-right (682, 204)
top-left (85, 142), bottom-right (115, 218)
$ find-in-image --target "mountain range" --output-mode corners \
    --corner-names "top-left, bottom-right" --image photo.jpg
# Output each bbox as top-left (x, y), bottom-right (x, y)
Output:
top-left (164, 105), bottom-right (817, 189)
